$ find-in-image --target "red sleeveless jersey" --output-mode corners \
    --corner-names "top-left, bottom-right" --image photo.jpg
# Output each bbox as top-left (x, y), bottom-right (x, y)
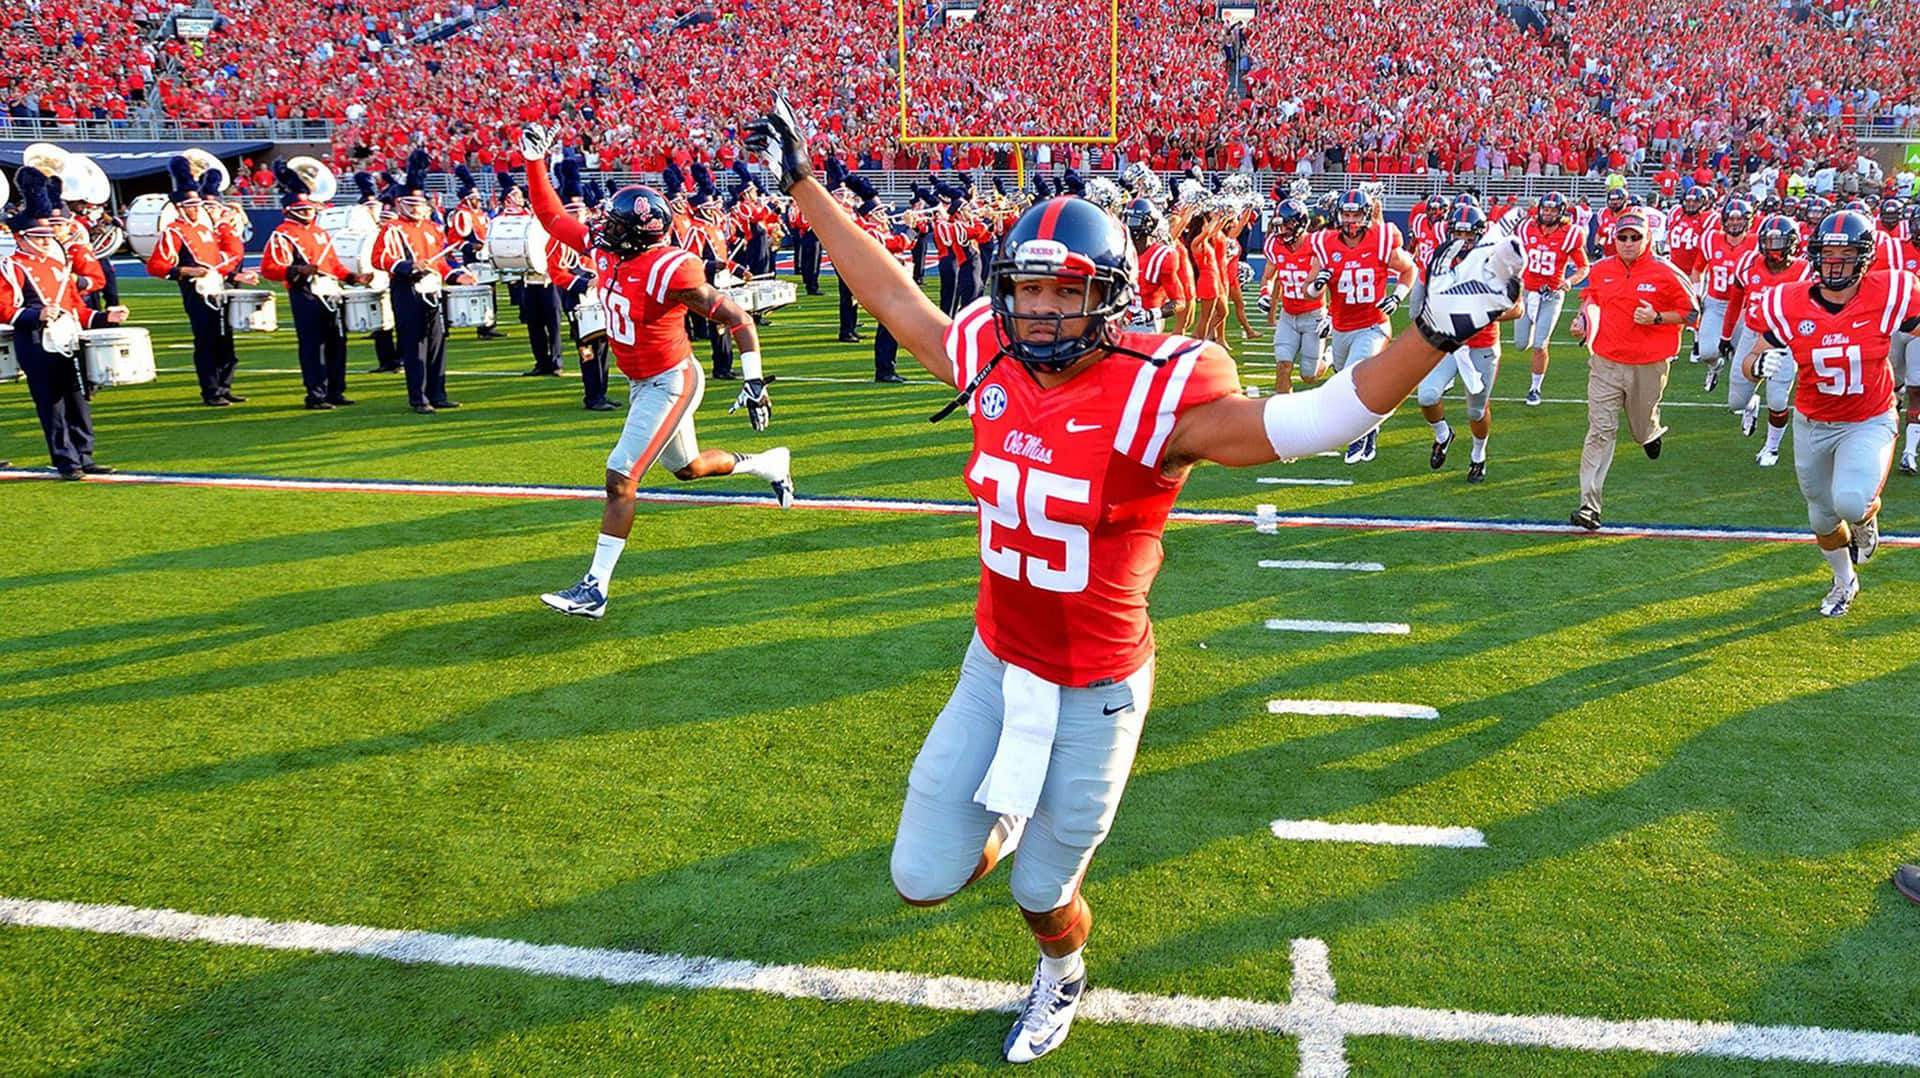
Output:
top-left (1756, 270), bottom-right (1920, 423)
top-left (945, 298), bottom-right (1240, 686)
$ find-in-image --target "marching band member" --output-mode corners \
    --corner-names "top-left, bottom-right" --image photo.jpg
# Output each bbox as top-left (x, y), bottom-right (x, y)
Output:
top-left (848, 176), bottom-right (909, 383)
top-left (686, 162), bottom-right (739, 379)
top-left (356, 170), bottom-right (404, 375)
top-left (449, 165), bottom-right (505, 340)
top-left (931, 178), bottom-right (968, 315)
top-left (515, 123), bottom-right (793, 621)
top-left (543, 158), bottom-right (617, 411)
top-left (373, 149), bottom-right (475, 414)
top-left (147, 155), bottom-right (251, 407)
top-left (262, 160), bottom-right (375, 409)
top-left (785, 192), bottom-right (820, 295)
top-left (508, 161), bottom-right (566, 377)
top-left (2, 166), bottom-right (129, 478)
top-left (825, 157), bottom-right (862, 342)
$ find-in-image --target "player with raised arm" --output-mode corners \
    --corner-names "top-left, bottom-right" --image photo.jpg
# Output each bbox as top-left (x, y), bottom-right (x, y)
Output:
top-left (518, 125), bottom-right (794, 621)
top-left (1745, 211), bottom-right (1920, 616)
top-left (747, 93), bottom-right (1524, 1066)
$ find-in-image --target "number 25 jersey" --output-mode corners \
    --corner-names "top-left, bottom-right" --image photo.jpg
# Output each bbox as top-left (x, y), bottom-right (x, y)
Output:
top-left (946, 298), bottom-right (1241, 687)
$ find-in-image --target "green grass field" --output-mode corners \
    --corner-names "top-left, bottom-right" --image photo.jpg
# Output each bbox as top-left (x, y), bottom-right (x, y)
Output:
top-left (3, 275), bottom-right (1918, 1076)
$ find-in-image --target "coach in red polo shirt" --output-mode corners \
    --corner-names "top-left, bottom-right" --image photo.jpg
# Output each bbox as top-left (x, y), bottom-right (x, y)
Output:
top-left (1568, 209), bottom-right (1699, 530)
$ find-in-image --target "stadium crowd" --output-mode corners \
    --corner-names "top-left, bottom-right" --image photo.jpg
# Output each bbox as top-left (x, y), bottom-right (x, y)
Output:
top-left (6, 0), bottom-right (1916, 183)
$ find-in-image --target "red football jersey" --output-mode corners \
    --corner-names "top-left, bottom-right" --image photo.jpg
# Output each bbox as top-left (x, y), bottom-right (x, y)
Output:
top-left (945, 298), bottom-right (1240, 686)
top-left (1697, 229), bottom-right (1758, 301)
top-left (1666, 210), bottom-right (1710, 275)
top-left (1895, 238), bottom-right (1920, 276)
top-left (1261, 233), bottom-right (1322, 316)
top-left (1310, 222), bottom-right (1401, 332)
top-left (1516, 219), bottom-right (1588, 290)
top-left (1408, 213), bottom-right (1447, 269)
top-left (1757, 270), bottom-right (1920, 423)
top-left (1137, 242), bottom-right (1180, 311)
top-left (1731, 251), bottom-right (1812, 332)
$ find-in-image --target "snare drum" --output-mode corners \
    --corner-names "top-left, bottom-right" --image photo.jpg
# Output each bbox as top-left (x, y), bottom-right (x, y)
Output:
top-left (466, 262), bottom-right (501, 285)
top-left (124, 193), bottom-right (177, 259)
top-left (329, 228), bottom-right (376, 275)
top-left (727, 279), bottom-right (798, 313)
top-left (80, 328), bottom-right (157, 387)
top-left (222, 290), bottom-right (279, 333)
top-left (0, 231), bottom-right (15, 262)
top-left (0, 325), bottom-right (16, 380)
top-left (486, 214), bottom-right (549, 272)
top-left (445, 284), bottom-right (497, 328)
top-left (573, 296), bottom-right (608, 342)
top-left (341, 288), bottom-right (394, 334)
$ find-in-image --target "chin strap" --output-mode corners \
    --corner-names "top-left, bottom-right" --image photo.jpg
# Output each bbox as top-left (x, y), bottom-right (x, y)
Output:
top-left (930, 351), bottom-right (1006, 423)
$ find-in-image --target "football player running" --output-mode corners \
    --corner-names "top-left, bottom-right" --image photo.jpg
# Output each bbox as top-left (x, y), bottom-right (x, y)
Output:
top-left (1308, 189), bottom-right (1419, 463)
top-left (748, 93), bottom-right (1524, 1066)
top-left (1260, 197), bottom-right (1327, 394)
top-left (1694, 198), bottom-right (1758, 393)
top-left (1414, 204), bottom-right (1523, 482)
top-left (1725, 215), bottom-right (1812, 464)
top-left (520, 125), bottom-right (794, 621)
top-left (1745, 211), bottom-right (1920, 616)
top-left (1513, 192), bottom-right (1590, 405)
top-left (1897, 202), bottom-right (1920, 474)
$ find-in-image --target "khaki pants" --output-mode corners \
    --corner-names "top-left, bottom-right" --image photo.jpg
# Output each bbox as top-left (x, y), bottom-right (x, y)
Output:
top-left (1580, 354), bottom-right (1672, 514)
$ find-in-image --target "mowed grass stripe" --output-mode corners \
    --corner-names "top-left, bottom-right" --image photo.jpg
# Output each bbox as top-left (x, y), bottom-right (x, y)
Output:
top-left (4, 896), bottom-right (1916, 1070)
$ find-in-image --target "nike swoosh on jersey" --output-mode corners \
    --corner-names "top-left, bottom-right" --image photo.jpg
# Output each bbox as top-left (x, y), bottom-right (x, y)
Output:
top-left (1065, 420), bottom-right (1103, 433)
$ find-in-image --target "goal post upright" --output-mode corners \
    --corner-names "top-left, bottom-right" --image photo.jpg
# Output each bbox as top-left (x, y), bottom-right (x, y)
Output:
top-left (895, 0), bottom-right (1122, 195)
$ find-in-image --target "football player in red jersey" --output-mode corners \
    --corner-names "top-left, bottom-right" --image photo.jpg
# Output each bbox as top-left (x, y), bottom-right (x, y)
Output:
top-left (1123, 197), bottom-right (1181, 334)
top-left (1747, 211), bottom-right (1920, 616)
top-left (1693, 198), bottom-right (1757, 392)
top-left (1514, 192), bottom-right (1590, 405)
top-left (750, 94), bottom-right (1524, 1066)
top-left (1259, 197), bottom-right (1326, 393)
top-left (1725, 215), bottom-right (1812, 461)
top-left (516, 126), bottom-right (794, 621)
top-left (1665, 186), bottom-right (1713, 281)
top-left (1307, 189), bottom-right (1418, 463)
top-left (1415, 204), bottom-right (1522, 482)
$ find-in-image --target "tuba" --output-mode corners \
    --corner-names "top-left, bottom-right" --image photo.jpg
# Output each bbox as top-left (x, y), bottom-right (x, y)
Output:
top-left (62, 154), bottom-right (111, 205)
top-left (88, 209), bottom-right (127, 258)
top-left (0, 168), bottom-right (9, 210)
top-left (183, 147), bottom-right (231, 193)
top-left (286, 156), bottom-right (338, 204)
top-left (22, 142), bottom-right (72, 178)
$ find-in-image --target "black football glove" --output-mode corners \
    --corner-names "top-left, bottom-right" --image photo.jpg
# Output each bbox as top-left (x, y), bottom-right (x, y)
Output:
top-left (1717, 337), bottom-right (1734, 362)
top-left (744, 94), bottom-right (813, 195)
top-left (1310, 268), bottom-right (1332, 292)
top-left (1376, 293), bottom-right (1402, 316)
top-left (729, 376), bottom-right (774, 431)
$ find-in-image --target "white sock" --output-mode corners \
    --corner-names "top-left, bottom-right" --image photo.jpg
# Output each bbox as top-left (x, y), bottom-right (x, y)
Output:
top-left (1905, 421), bottom-right (1919, 456)
top-left (1039, 946), bottom-right (1085, 983)
top-left (1430, 419), bottom-right (1451, 442)
top-left (1822, 545), bottom-right (1856, 589)
top-left (1471, 436), bottom-right (1488, 463)
top-left (1529, 372), bottom-right (1545, 393)
top-left (1763, 422), bottom-right (1786, 453)
top-left (588, 533), bottom-right (625, 590)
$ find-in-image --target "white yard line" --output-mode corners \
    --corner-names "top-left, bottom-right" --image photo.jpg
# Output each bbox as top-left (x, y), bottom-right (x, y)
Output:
top-left (1266, 619), bottom-right (1411, 635)
top-left (1256, 477), bottom-right (1355, 486)
top-left (1269, 820), bottom-right (1488, 848)
top-left (2, 896), bottom-right (1914, 1069)
top-left (1257, 560), bottom-right (1386, 572)
top-left (1267, 700), bottom-right (1439, 720)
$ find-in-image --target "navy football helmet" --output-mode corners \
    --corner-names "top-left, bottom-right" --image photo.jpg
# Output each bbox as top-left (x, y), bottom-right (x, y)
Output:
top-left (989, 197), bottom-right (1136, 372)
top-left (1756, 214), bottom-right (1800, 264)
top-left (1536, 191), bottom-right (1568, 227)
top-left (596, 185), bottom-right (671, 256)
top-left (1809, 211), bottom-right (1876, 291)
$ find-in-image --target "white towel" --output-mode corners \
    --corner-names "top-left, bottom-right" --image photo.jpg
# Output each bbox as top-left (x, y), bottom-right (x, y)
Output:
top-left (973, 663), bottom-right (1062, 818)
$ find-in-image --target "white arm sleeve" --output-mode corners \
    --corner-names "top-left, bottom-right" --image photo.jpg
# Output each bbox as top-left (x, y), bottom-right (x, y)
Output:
top-left (1261, 365), bottom-right (1390, 460)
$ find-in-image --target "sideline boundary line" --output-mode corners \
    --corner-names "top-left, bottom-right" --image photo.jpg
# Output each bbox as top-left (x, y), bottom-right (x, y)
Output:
top-left (3, 468), bottom-right (1911, 547)
top-left (2, 896), bottom-right (1916, 1070)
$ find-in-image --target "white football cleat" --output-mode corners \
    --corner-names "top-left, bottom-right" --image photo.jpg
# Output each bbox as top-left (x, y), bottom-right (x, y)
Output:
top-left (1003, 961), bottom-right (1087, 1064)
top-left (1740, 401), bottom-right (1759, 438)
top-left (540, 578), bottom-right (607, 619)
top-left (1900, 451), bottom-right (1917, 476)
top-left (758, 445), bottom-right (793, 508)
top-left (1755, 446), bottom-right (1779, 468)
top-left (1819, 576), bottom-right (1859, 618)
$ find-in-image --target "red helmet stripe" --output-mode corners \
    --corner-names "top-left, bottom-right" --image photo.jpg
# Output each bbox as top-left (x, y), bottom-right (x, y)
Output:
top-left (1035, 197), bottom-right (1068, 242)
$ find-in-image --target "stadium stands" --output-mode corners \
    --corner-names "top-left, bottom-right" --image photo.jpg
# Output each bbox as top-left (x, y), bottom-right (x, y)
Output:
top-left (3, 0), bottom-right (1914, 181)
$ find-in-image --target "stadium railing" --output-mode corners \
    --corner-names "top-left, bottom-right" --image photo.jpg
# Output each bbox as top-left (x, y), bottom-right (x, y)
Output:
top-left (0, 116), bottom-right (336, 141)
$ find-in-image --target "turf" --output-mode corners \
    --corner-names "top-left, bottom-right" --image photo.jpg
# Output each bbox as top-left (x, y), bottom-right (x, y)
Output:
top-left (2, 276), bottom-right (1918, 1076)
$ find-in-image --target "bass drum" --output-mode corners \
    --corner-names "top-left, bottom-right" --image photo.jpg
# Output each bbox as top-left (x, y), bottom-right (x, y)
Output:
top-left (316, 204), bottom-right (374, 235)
top-left (0, 325), bottom-right (16, 381)
top-left (330, 229), bottom-right (376, 275)
top-left (485, 214), bottom-right (549, 272)
top-left (125, 193), bottom-right (177, 259)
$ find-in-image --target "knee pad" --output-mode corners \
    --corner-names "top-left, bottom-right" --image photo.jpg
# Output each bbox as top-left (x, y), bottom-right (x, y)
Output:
top-left (1416, 384), bottom-right (1443, 408)
top-left (889, 844), bottom-right (965, 907)
top-left (1467, 396), bottom-right (1490, 422)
